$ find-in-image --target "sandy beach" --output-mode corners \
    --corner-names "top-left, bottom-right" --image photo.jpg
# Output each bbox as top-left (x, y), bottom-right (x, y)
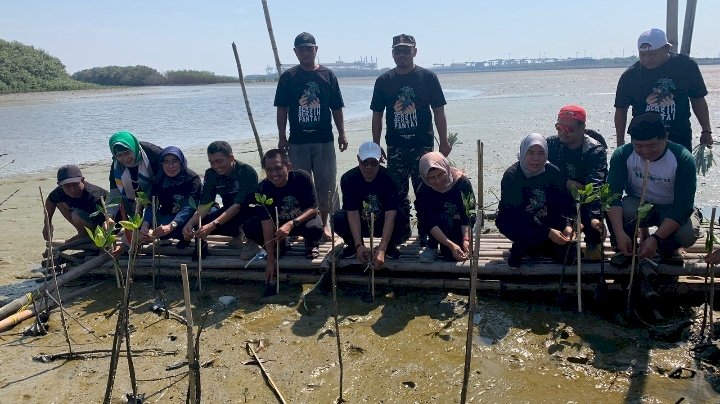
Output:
top-left (1, 92), bottom-right (718, 402)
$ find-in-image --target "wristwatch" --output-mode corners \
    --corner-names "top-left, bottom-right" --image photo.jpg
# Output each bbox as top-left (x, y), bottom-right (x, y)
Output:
top-left (170, 221), bottom-right (178, 229)
top-left (212, 220), bottom-right (221, 228)
top-left (650, 233), bottom-right (664, 243)
top-left (292, 218), bottom-right (300, 228)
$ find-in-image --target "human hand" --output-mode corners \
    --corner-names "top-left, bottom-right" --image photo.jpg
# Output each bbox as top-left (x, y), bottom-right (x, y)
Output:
top-left (373, 248), bottom-right (385, 269)
top-left (338, 133), bottom-right (348, 152)
top-left (182, 224), bottom-right (195, 240)
top-left (439, 140), bottom-right (452, 157)
top-left (356, 245), bottom-right (370, 264)
top-left (278, 137), bottom-right (289, 153)
top-left (194, 223), bottom-right (213, 239)
top-left (566, 180), bottom-right (583, 193)
top-left (590, 218), bottom-right (606, 240)
top-left (264, 261), bottom-right (276, 283)
top-left (615, 232), bottom-right (633, 256)
top-left (706, 249), bottom-right (720, 265)
top-left (549, 228), bottom-right (571, 245)
top-left (275, 222), bottom-right (293, 240)
top-left (462, 239), bottom-right (470, 255)
top-left (700, 131), bottom-right (714, 148)
top-left (638, 236), bottom-right (658, 258)
top-left (449, 242), bottom-right (468, 261)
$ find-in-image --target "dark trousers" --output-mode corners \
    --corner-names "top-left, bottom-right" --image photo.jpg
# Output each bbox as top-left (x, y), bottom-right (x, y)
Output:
top-left (332, 209), bottom-right (407, 248)
top-left (387, 144), bottom-right (433, 238)
top-left (243, 214), bottom-right (323, 250)
top-left (203, 206), bottom-right (250, 237)
top-left (426, 216), bottom-right (475, 260)
top-left (501, 224), bottom-right (568, 262)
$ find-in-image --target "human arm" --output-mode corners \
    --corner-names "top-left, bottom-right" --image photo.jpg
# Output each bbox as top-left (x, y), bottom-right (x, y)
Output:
top-left (277, 106), bottom-right (289, 152)
top-left (614, 107), bottom-right (628, 147)
top-left (276, 206), bottom-right (318, 240)
top-left (372, 210), bottom-right (397, 268)
top-left (332, 108), bottom-right (347, 152)
top-left (433, 106), bottom-right (450, 156)
top-left (42, 199), bottom-right (58, 240)
top-left (429, 226), bottom-right (467, 261)
top-left (346, 210), bottom-right (370, 263)
top-left (690, 97), bottom-right (714, 146)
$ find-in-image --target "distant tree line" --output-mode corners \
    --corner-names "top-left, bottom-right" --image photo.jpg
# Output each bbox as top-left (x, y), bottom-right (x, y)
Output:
top-left (0, 39), bottom-right (93, 94)
top-left (72, 66), bottom-right (238, 86)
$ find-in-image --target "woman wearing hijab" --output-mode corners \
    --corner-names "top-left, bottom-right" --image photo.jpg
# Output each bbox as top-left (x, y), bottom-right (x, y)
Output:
top-left (416, 152), bottom-right (475, 262)
top-left (496, 133), bottom-right (574, 269)
top-left (139, 146), bottom-right (202, 245)
top-left (107, 131), bottom-right (163, 220)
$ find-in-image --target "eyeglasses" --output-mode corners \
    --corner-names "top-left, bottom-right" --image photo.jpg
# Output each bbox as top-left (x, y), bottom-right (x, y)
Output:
top-left (360, 159), bottom-right (379, 167)
top-left (555, 123), bottom-right (574, 133)
top-left (392, 47), bottom-right (413, 55)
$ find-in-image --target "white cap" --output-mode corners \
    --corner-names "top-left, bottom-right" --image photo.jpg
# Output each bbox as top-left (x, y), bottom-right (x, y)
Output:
top-left (357, 141), bottom-right (381, 161)
top-left (637, 28), bottom-right (671, 51)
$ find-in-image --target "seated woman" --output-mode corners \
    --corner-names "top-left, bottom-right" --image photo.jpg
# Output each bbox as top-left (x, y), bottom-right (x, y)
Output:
top-left (497, 133), bottom-right (574, 268)
top-left (139, 147), bottom-right (201, 245)
top-left (416, 152), bottom-right (475, 262)
top-left (107, 131), bottom-right (162, 221)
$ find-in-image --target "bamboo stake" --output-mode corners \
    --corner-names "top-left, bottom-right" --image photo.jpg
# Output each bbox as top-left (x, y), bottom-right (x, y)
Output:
top-left (709, 207), bottom-right (717, 341)
top-left (102, 196), bottom-right (122, 289)
top-left (152, 195), bottom-right (160, 288)
top-left (39, 187), bottom-right (72, 354)
top-left (626, 160), bottom-right (650, 315)
top-left (460, 140), bottom-right (482, 404)
top-left (370, 212), bottom-right (375, 301)
top-left (196, 213), bottom-right (203, 292)
top-left (232, 42), bottom-right (264, 162)
top-left (246, 342), bottom-right (287, 404)
top-left (276, 207), bottom-right (280, 294)
top-left (180, 264), bottom-right (197, 404)
top-left (329, 188), bottom-right (344, 403)
top-left (576, 202), bottom-right (583, 313)
top-left (261, 0), bottom-right (283, 78)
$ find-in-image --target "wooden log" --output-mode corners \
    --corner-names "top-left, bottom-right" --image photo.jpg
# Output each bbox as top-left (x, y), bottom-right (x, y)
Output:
top-left (0, 310), bottom-right (34, 332)
top-left (0, 254), bottom-right (112, 322)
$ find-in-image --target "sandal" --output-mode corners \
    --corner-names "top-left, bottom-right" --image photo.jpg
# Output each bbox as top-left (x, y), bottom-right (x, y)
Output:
top-left (305, 246), bottom-right (320, 259)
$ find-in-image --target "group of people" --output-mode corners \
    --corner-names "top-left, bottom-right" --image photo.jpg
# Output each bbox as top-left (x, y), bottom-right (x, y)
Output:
top-left (43, 27), bottom-right (716, 296)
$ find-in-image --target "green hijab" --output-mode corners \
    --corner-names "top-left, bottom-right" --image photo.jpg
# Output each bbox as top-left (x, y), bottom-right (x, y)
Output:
top-left (109, 131), bottom-right (140, 163)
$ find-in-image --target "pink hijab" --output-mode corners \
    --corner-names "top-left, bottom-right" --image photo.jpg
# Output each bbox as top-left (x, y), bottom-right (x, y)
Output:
top-left (419, 152), bottom-right (465, 193)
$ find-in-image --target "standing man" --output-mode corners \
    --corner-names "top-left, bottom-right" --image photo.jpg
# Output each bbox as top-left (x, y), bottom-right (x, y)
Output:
top-left (371, 34), bottom-right (449, 243)
top-left (615, 28), bottom-right (713, 151)
top-left (274, 32), bottom-right (346, 240)
top-left (547, 105), bottom-right (608, 260)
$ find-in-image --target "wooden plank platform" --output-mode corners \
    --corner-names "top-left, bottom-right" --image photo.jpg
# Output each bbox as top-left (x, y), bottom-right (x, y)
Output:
top-left (57, 230), bottom-right (719, 294)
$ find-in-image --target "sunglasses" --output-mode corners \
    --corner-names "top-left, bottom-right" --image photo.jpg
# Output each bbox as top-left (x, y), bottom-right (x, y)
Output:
top-left (555, 123), bottom-right (575, 133)
top-left (392, 47), bottom-right (413, 55)
top-left (360, 158), bottom-right (379, 167)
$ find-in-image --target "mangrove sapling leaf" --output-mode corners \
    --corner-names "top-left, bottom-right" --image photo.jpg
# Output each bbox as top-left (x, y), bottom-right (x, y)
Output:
top-left (636, 203), bottom-right (654, 221)
top-left (693, 143), bottom-right (715, 176)
top-left (119, 214), bottom-right (144, 231)
top-left (86, 226), bottom-right (117, 249)
top-left (598, 184), bottom-right (620, 212)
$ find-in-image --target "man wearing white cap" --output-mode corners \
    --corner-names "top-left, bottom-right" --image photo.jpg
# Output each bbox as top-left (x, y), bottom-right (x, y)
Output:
top-left (43, 165), bottom-right (108, 242)
top-left (614, 28), bottom-right (713, 151)
top-left (332, 141), bottom-right (407, 268)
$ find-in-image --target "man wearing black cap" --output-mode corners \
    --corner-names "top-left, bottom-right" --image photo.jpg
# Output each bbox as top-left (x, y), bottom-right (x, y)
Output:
top-left (274, 31), bottom-right (346, 240)
top-left (370, 34), bottom-right (449, 243)
top-left (614, 28), bottom-right (713, 151)
top-left (43, 165), bottom-right (108, 242)
top-left (606, 111), bottom-right (700, 266)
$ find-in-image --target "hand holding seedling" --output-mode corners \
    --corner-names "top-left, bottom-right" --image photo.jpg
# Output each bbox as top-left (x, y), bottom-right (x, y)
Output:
top-left (549, 228), bottom-right (571, 245)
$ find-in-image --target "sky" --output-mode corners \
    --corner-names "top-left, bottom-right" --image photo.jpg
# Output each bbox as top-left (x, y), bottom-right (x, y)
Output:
top-left (2, 0), bottom-right (719, 76)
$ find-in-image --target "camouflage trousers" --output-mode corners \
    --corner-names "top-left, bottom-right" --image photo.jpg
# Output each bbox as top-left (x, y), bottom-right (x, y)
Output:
top-left (387, 144), bottom-right (433, 238)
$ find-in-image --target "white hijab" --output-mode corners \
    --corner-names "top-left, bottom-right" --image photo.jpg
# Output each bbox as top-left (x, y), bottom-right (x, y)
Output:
top-left (519, 133), bottom-right (548, 178)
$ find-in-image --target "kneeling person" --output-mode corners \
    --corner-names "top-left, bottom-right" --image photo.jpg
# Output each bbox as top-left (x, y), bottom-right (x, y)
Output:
top-left (243, 149), bottom-right (323, 284)
top-left (333, 142), bottom-right (406, 268)
top-left (607, 111), bottom-right (700, 265)
top-left (43, 165), bottom-right (108, 242)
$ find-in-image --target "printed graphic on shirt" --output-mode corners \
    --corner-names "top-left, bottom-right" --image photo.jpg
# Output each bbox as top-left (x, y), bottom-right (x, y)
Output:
top-left (644, 78), bottom-right (676, 122)
top-left (442, 201), bottom-right (461, 227)
top-left (171, 194), bottom-right (183, 214)
top-left (526, 188), bottom-right (548, 226)
top-left (279, 195), bottom-right (303, 221)
top-left (361, 194), bottom-right (381, 221)
top-left (298, 81), bottom-right (321, 130)
top-left (393, 86), bottom-right (418, 137)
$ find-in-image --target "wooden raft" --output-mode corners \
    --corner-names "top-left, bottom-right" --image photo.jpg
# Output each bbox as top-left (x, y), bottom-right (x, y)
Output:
top-left (56, 231), bottom-right (719, 295)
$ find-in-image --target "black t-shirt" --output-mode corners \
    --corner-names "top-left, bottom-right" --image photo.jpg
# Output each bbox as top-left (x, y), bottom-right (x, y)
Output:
top-left (254, 170), bottom-right (318, 225)
top-left (415, 176), bottom-right (474, 233)
top-left (200, 161), bottom-right (259, 208)
top-left (151, 169), bottom-right (202, 216)
top-left (340, 166), bottom-right (399, 219)
top-left (614, 53), bottom-right (708, 134)
top-left (48, 181), bottom-right (108, 213)
top-left (273, 65), bottom-right (345, 144)
top-left (370, 66), bottom-right (447, 148)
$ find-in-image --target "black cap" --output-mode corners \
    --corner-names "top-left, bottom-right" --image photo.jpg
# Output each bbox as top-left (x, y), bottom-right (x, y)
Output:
top-left (57, 165), bottom-right (83, 185)
top-left (294, 32), bottom-right (316, 48)
top-left (392, 34), bottom-right (416, 48)
top-left (628, 111), bottom-right (667, 140)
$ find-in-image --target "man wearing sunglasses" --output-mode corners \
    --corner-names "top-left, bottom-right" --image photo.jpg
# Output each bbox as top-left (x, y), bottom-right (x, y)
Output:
top-left (615, 28), bottom-right (713, 151)
top-left (547, 105), bottom-right (608, 261)
top-left (332, 141), bottom-right (406, 268)
top-left (370, 34), bottom-right (449, 245)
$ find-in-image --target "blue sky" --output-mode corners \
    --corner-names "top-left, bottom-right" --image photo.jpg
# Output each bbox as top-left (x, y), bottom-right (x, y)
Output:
top-left (2, 1), bottom-right (719, 76)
